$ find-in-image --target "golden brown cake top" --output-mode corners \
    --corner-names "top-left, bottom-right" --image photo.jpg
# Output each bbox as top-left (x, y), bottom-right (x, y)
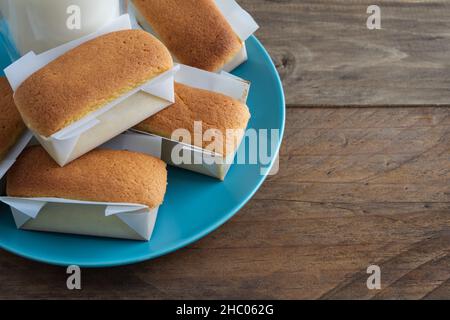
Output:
top-left (7, 146), bottom-right (168, 209)
top-left (133, 0), bottom-right (243, 71)
top-left (0, 77), bottom-right (26, 161)
top-left (14, 30), bottom-right (173, 137)
top-left (135, 83), bottom-right (251, 156)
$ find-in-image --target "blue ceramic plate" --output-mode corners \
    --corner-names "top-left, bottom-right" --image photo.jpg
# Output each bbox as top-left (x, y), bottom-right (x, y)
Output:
top-left (0, 36), bottom-right (285, 267)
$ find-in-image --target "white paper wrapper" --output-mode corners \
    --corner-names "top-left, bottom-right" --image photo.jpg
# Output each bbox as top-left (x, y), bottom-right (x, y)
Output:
top-left (0, 130), bottom-right (33, 194)
top-left (4, 14), bottom-right (178, 166)
top-left (130, 0), bottom-right (259, 72)
top-left (1, 197), bottom-right (158, 241)
top-left (127, 64), bottom-right (251, 180)
top-left (0, 136), bottom-right (166, 241)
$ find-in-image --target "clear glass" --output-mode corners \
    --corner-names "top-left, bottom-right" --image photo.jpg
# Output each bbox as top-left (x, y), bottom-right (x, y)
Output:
top-left (0, 0), bottom-right (125, 59)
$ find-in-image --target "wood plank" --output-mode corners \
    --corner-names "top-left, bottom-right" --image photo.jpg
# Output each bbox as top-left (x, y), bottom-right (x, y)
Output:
top-left (1, 107), bottom-right (449, 299)
top-left (239, 0), bottom-right (450, 106)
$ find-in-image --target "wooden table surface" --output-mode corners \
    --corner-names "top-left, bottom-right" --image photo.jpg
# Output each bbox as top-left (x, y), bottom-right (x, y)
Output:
top-left (2, 0), bottom-right (450, 300)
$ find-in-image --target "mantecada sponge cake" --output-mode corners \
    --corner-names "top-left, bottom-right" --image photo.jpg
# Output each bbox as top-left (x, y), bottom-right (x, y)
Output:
top-left (132, 0), bottom-right (243, 71)
top-left (14, 30), bottom-right (173, 137)
top-left (7, 146), bottom-right (168, 209)
top-left (0, 77), bottom-right (26, 161)
top-left (135, 83), bottom-right (251, 157)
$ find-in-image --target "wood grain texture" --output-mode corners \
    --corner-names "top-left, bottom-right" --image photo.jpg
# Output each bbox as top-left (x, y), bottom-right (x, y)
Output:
top-left (1, 107), bottom-right (449, 300)
top-left (240, 0), bottom-right (450, 106)
top-left (1, 0), bottom-right (450, 300)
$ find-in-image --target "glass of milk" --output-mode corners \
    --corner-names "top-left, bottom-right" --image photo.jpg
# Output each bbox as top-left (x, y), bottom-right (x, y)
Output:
top-left (0, 0), bottom-right (124, 59)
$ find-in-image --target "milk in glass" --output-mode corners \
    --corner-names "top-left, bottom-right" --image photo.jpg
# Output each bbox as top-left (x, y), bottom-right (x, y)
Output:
top-left (0, 0), bottom-right (121, 55)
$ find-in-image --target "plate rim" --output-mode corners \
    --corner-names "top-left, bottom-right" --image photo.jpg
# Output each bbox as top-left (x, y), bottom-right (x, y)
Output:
top-left (0, 36), bottom-right (286, 268)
